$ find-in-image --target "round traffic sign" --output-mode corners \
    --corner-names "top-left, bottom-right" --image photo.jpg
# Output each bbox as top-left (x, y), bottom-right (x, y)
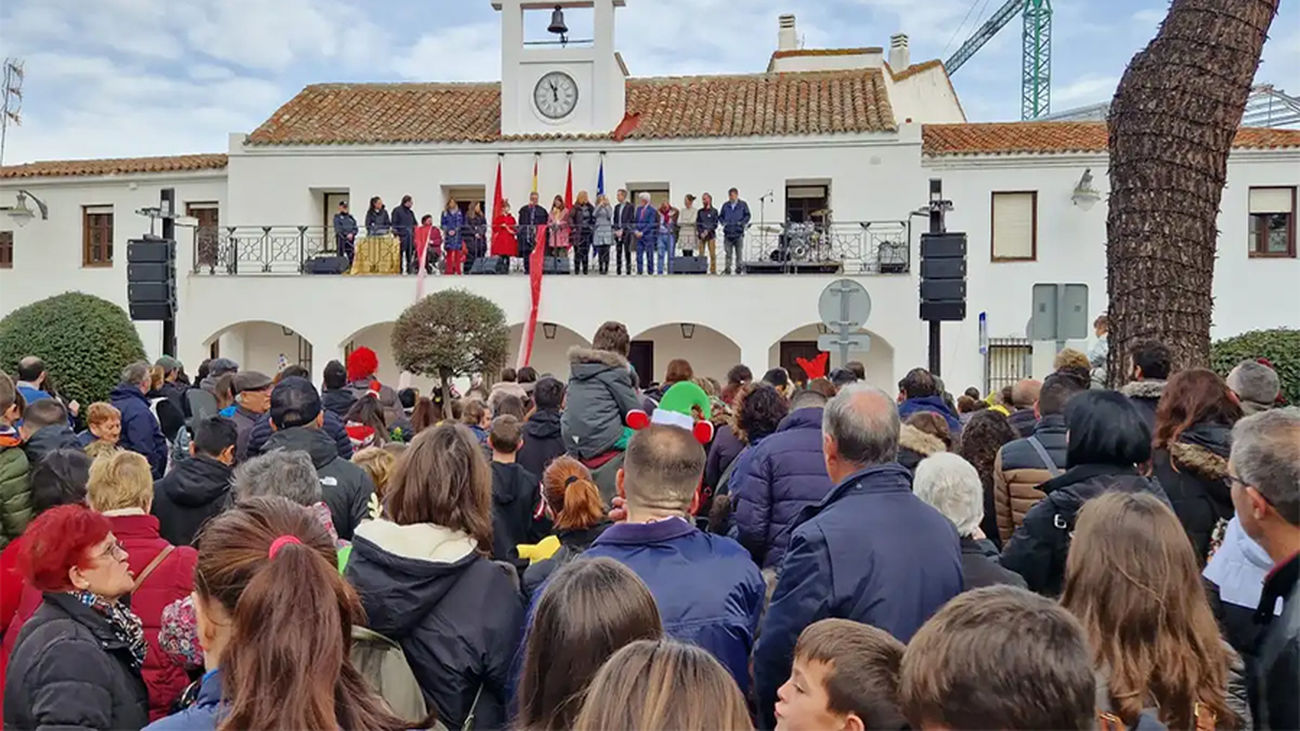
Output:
top-left (818, 279), bottom-right (871, 330)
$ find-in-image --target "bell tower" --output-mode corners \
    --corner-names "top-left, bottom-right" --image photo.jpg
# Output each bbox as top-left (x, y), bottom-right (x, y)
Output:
top-left (493, 0), bottom-right (626, 136)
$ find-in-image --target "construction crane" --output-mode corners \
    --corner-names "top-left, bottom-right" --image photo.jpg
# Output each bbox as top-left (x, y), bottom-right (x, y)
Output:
top-left (944, 0), bottom-right (1053, 120)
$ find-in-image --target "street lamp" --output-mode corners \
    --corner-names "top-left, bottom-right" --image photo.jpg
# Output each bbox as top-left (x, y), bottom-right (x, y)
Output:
top-left (542, 322), bottom-right (558, 340)
top-left (680, 323), bottom-right (696, 339)
top-left (1072, 168), bottom-right (1101, 210)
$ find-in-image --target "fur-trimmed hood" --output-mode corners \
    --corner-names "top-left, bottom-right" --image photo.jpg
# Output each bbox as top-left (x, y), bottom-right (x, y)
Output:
top-left (899, 423), bottom-right (947, 457)
top-left (1120, 379), bottom-right (1167, 400)
top-left (1169, 441), bottom-right (1229, 481)
top-left (568, 346), bottom-right (629, 368)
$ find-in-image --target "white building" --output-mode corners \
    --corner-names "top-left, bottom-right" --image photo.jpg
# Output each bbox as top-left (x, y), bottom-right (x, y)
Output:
top-left (2, 0), bottom-right (1297, 396)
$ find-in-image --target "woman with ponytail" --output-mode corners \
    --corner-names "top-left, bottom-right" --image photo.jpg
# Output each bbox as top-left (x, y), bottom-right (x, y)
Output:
top-left (523, 456), bottom-right (611, 599)
top-left (145, 497), bottom-right (420, 730)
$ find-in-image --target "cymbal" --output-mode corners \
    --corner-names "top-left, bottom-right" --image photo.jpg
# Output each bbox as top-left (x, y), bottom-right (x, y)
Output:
top-left (811, 209), bottom-right (831, 216)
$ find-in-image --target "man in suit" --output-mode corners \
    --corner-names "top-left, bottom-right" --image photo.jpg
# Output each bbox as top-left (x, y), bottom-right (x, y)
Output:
top-left (633, 192), bottom-right (659, 276)
top-left (613, 188), bottom-right (635, 276)
top-left (517, 192), bottom-right (548, 274)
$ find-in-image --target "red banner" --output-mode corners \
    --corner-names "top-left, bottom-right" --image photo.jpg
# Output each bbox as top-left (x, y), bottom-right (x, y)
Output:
top-left (519, 227), bottom-right (548, 368)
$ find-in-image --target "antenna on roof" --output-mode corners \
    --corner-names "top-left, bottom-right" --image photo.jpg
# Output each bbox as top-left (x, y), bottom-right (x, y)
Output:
top-left (1, 57), bottom-right (24, 167)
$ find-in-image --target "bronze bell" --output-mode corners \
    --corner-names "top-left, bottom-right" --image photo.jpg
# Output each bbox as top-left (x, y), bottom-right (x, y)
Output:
top-left (547, 5), bottom-right (568, 35)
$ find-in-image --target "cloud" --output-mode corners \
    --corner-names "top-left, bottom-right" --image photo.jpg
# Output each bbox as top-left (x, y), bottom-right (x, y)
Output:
top-left (393, 23), bottom-right (501, 82)
top-left (1053, 74), bottom-right (1120, 107)
top-left (1131, 7), bottom-right (1165, 26)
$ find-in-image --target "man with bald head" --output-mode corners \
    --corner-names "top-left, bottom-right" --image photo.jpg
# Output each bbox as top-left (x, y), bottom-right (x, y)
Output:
top-left (1009, 378), bottom-right (1042, 437)
top-left (754, 383), bottom-right (962, 729)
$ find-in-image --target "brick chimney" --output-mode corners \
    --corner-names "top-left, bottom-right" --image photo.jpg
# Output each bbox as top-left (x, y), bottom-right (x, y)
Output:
top-left (778, 14), bottom-right (798, 52)
top-left (889, 33), bottom-right (910, 70)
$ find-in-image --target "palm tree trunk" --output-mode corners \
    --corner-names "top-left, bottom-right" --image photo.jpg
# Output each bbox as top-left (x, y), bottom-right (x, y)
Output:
top-left (1106, 0), bottom-right (1279, 386)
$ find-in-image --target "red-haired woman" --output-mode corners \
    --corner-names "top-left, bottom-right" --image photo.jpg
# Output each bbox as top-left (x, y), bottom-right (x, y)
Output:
top-left (1150, 367), bottom-right (1243, 564)
top-left (4, 504), bottom-right (148, 729)
top-left (523, 456), bottom-right (611, 599)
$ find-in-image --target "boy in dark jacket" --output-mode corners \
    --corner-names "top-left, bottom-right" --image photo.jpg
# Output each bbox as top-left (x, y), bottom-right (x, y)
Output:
top-left (584, 425), bottom-right (764, 694)
top-left (19, 399), bottom-right (80, 467)
top-left (488, 415), bottom-right (547, 569)
top-left (320, 359), bottom-right (357, 419)
top-left (152, 416), bottom-right (236, 547)
top-left (0, 373), bottom-right (30, 548)
top-left (517, 377), bottom-right (566, 479)
top-left (560, 323), bottom-right (641, 462)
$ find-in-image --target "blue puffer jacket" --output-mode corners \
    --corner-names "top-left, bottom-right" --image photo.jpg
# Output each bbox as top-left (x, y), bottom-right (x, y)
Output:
top-left (584, 518), bottom-right (764, 693)
top-left (731, 408), bottom-right (833, 570)
top-left (898, 395), bottom-right (962, 435)
top-left (753, 462), bottom-right (962, 729)
top-left (110, 384), bottom-right (168, 478)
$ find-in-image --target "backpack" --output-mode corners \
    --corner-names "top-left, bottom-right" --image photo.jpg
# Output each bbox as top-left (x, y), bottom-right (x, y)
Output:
top-left (350, 626), bottom-right (430, 725)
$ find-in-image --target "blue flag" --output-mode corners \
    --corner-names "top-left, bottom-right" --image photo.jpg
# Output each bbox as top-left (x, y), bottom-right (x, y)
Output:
top-left (597, 157), bottom-right (605, 197)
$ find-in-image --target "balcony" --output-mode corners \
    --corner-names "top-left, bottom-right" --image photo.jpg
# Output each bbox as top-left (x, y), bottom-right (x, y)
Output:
top-left (192, 220), bottom-right (913, 276)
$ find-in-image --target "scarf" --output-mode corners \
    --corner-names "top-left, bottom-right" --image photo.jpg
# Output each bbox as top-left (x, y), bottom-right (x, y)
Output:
top-left (69, 589), bottom-right (147, 671)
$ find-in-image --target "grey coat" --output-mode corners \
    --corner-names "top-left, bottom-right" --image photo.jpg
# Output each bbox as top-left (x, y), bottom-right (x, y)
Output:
top-left (594, 202), bottom-right (614, 247)
top-left (560, 347), bottom-right (641, 461)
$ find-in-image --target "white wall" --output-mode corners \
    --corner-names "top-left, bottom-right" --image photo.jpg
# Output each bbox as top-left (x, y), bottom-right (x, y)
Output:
top-left (768, 323), bottom-right (897, 390)
top-left (631, 323), bottom-right (742, 384)
top-left (769, 51), bottom-right (882, 73)
top-left (885, 68), bottom-right (967, 124)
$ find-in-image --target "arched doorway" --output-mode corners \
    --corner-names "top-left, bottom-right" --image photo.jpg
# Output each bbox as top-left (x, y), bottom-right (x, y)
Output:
top-left (631, 323), bottom-right (742, 388)
top-left (769, 324), bottom-right (895, 389)
top-left (506, 322), bottom-right (591, 379)
top-left (203, 320), bottom-right (314, 376)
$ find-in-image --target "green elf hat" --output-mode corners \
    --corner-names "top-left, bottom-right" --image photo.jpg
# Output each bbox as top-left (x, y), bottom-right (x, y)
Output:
top-left (627, 381), bottom-right (714, 444)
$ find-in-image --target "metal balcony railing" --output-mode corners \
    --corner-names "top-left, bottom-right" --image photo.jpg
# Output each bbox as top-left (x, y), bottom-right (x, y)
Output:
top-left (192, 220), bottom-right (912, 276)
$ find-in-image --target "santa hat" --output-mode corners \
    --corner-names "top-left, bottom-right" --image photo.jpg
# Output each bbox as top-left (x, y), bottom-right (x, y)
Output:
top-left (347, 347), bottom-right (379, 382)
top-left (627, 382), bottom-right (714, 444)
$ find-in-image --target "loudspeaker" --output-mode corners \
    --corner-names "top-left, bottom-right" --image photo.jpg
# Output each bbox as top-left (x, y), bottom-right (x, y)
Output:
top-left (126, 238), bottom-right (175, 263)
top-left (743, 261), bottom-right (786, 274)
top-left (920, 258), bottom-right (965, 279)
top-left (543, 256), bottom-right (570, 275)
top-left (669, 256), bottom-right (708, 274)
top-left (128, 282), bottom-right (175, 302)
top-left (920, 279), bottom-right (966, 301)
top-left (920, 232), bottom-right (966, 259)
top-left (920, 301), bottom-right (966, 321)
top-left (127, 263), bottom-right (170, 281)
top-left (303, 255), bottom-right (350, 274)
top-left (129, 302), bottom-right (174, 321)
top-left (127, 237), bottom-right (176, 321)
top-left (470, 256), bottom-right (509, 274)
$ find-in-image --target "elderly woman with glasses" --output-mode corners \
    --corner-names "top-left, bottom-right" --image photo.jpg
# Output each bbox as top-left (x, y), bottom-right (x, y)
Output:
top-left (3, 503), bottom-right (149, 730)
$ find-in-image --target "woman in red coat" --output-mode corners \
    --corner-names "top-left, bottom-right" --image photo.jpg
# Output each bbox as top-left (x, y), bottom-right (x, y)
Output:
top-left (492, 199), bottom-right (519, 265)
top-left (86, 450), bottom-right (197, 721)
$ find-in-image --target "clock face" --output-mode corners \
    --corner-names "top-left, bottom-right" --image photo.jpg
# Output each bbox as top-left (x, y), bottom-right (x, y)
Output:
top-left (533, 71), bottom-right (579, 120)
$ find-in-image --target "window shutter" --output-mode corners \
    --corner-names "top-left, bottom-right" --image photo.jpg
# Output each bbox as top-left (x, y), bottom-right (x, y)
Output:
top-left (1249, 188), bottom-right (1293, 214)
top-left (993, 192), bottom-right (1035, 259)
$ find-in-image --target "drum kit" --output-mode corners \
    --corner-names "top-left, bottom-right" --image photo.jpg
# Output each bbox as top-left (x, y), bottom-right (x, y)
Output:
top-left (770, 208), bottom-right (834, 263)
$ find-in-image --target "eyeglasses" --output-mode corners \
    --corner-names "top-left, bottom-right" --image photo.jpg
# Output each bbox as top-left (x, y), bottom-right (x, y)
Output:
top-left (96, 541), bottom-right (128, 563)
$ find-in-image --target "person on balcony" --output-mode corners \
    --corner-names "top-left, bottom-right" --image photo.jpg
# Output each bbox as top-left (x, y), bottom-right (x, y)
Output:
top-left (613, 188), bottom-right (635, 276)
top-left (678, 194), bottom-right (698, 258)
top-left (518, 192), bottom-right (548, 275)
top-left (414, 214), bottom-right (440, 274)
top-left (492, 199), bottom-right (518, 268)
top-left (720, 187), bottom-right (751, 275)
top-left (697, 193), bottom-right (719, 274)
top-left (571, 191), bottom-right (594, 276)
top-left (466, 201), bottom-right (487, 273)
top-left (657, 200), bottom-right (678, 275)
top-left (633, 193), bottom-right (658, 276)
top-left (364, 196), bottom-right (389, 236)
top-left (593, 193), bottom-right (614, 275)
top-left (441, 198), bottom-right (466, 276)
top-left (392, 194), bottom-right (418, 274)
top-left (548, 195), bottom-right (571, 269)
top-left (332, 200), bottom-right (357, 264)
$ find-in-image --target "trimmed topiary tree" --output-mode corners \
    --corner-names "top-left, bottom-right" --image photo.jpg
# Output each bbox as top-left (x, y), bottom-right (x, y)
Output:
top-left (392, 289), bottom-right (509, 399)
top-left (0, 292), bottom-right (147, 407)
top-left (1210, 328), bottom-right (1298, 406)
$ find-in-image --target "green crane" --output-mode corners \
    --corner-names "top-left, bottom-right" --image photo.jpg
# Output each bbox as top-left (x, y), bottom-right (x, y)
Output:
top-left (944, 0), bottom-right (1053, 120)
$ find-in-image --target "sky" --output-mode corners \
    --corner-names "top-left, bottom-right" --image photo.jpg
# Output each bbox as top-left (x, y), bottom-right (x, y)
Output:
top-left (0, 0), bottom-right (1296, 165)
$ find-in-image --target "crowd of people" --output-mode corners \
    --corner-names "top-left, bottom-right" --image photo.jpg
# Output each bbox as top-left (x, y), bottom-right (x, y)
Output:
top-left (0, 323), bottom-right (1295, 730)
top-left (333, 187), bottom-right (753, 276)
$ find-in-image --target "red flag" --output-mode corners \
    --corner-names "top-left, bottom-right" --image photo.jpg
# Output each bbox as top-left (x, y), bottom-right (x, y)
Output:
top-left (519, 240), bottom-right (547, 368)
top-left (492, 157), bottom-right (504, 221)
top-left (564, 156), bottom-right (573, 209)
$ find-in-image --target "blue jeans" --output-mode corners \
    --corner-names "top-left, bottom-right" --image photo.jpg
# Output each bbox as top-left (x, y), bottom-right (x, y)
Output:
top-left (636, 233), bottom-right (655, 274)
top-left (656, 233), bottom-right (675, 274)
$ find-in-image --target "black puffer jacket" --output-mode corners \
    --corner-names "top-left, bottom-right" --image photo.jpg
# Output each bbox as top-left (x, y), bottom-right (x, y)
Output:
top-left (263, 426), bottom-right (374, 540)
top-left (489, 461), bottom-right (545, 568)
top-left (516, 409), bottom-right (565, 479)
top-left (345, 519), bottom-right (524, 730)
top-left (1150, 421), bottom-right (1233, 564)
top-left (1001, 463), bottom-right (1170, 596)
top-left (151, 455), bottom-right (233, 547)
top-left (522, 523), bottom-right (611, 600)
top-left (245, 411), bottom-right (353, 461)
top-left (1121, 379), bottom-right (1166, 431)
top-left (3, 592), bottom-right (149, 730)
top-left (321, 387), bottom-right (357, 420)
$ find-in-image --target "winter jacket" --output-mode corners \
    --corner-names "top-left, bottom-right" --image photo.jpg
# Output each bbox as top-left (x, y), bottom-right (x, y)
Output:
top-left (719, 199), bottom-right (751, 238)
top-left (960, 536), bottom-right (1027, 591)
top-left (263, 426), bottom-right (374, 540)
top-left (1253, 552), bottom-right (1299, 729)
top-left (365, 205), bottom-right (391, 235)
top-left (993, 413), bottom-right (1069, 544)
top-left (151, 455), bottom-right (233, 548)
top-left (1008, 407), bottom-right (1038, 438)
top-left (489, 461), bottom-right (544, 568)
top-left (230, 405), bottom-right (262, 464)
top-left (144, 667), bottom-right (220, 730)
top-left (1150, 421), bottom-right (1233, 563)
top-left (245, 410), bottom-right (353, 461)
top-left (521, 523), bottom-right (610, 600)
top-left (1121, 379), bottom-right (1166, 431)
top-left (1001, 464), bottom-right (1170, 596)
top-left (585, 518), bottom-right (764, 693)
top-left (321, 387), bottom-right (357, 420)
top-left (696, 205), bottom-right (719, 239)
top-left (440, 208), bottom-right (465, 250)
top-left (21, 424), bottom-right (80, 466)
top-left (345, 378), bottom-right (404, 428)
top-left (755, 462), bottom-right (962, 728)
top-left (1204, 517), bottom-right (1281, 676)
top-left (705, 426), bottom-right (744, 492)
top-left (346, 519), bottom-right (524, 730)
top-left (108, 512), bottom-right (198, 721)
top-left (561, 347), bottom-right (641, 461)
top-left (14, 383), bottom-right (51, 408)
top-left (898, 395), bottom-right (963, 436)
top-left (896, 422), bottom-right (947, 473)
top-left (516, 409), bottom-right (565, 479)
top-left (731, 408), bottom-right (833, 570)
top-left (391, 204), bottom-right (417, 239)
top-left (0, 428), bottom-right (31, 547)
top-left (4, 592), bottom-right (149, 731)
top-left (112, 383), bottom-right (169, 479)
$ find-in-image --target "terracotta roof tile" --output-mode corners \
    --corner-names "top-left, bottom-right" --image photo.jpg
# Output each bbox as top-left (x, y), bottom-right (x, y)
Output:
top-left (890, 59), bottom-right (944, 81)
top-left (245, 69), bottom-right (896, 146)
top-left (922, 121), bottom-right (1300, 156)
top-left (0, 153), bottom-right (228, 180)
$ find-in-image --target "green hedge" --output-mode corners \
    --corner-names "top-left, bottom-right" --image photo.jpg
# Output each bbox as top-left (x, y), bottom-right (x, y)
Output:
top-left (1210, 328), bottom-right (1298, 406)
top-left (0, 293), bottom-right (147, 407)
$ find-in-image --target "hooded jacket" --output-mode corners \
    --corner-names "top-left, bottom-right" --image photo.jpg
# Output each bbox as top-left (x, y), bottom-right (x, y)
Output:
top-left (346, 379), bottom-right (404, 428)
top-left (1121, 379), bottom-right (1166, 430)
top-left (489, 461), bottom-right (544, 568)
top-left (21, 424), bottom-right (81, 466)
top-left (993, 413), bottom-right (1069, 543)
top-left (245, 410), bottom-right (353, 461)
top-left (1150, 421), bottom-right (1233, 563)
top-left (898, 395), bottom-right (963, 435)
top-left (0, 426), bottom-right (31, 547)
top-left (561, 347), bottom-right (641, 461)
top-left (1001, 464), bottom-right (1170, 596)
top-left (896, 423), bottom-right (947, 473)
top-left (516, 409), bottom-right (564, 479)
top-left (321, 387), bottom-right (357, 420)
top-left (111, 383), bottom-right (169, 478)
top-left (263, 426), bottom-right (374, 540)
top-left (151, 455), bottom-right (233, 547)
top-left (731, 407), bottom-right (833, 570)
top-left (345, 519), bottom-right (524, 730)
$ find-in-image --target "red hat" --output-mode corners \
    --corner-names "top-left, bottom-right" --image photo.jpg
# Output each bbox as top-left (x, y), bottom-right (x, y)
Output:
top-left (347, 347), bottom-right (379, 382)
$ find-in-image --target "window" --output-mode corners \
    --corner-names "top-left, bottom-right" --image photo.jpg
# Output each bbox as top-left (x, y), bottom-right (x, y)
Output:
top-left (0, 230), bottom-right (12, 269)
top-left (83, 205), bottom-right (114, 266)
top-left (991, 191), bottom-right (1037, 261)
top-left (985, 338), bottom-right (1033, 395)
top-left (629, 185), bottom-right (669, 208)
top-left (786, 184), bottom-right (829, 224)
top-left (1249, 187), bottom-right (1295, 257)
